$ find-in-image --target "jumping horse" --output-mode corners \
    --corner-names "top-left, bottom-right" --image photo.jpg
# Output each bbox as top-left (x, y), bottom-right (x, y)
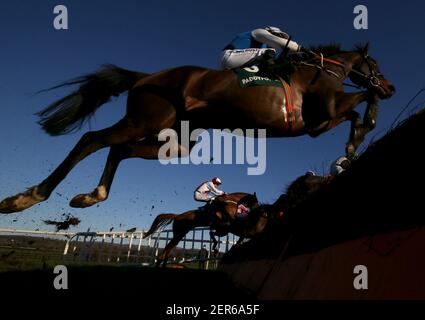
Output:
top-left (0, 43), bottom-right (395, 213)
top-left (142, 192), bottom-right (265, 267)
top-left (145, 173), bottom-right (331, 268)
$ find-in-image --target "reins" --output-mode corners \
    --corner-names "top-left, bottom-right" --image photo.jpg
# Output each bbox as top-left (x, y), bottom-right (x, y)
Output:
top-left (298, 53), bottom-right (347, 79)
top-left (298, 51), bottom-right (382, 90)
top-left (224, 200), bottom-right (238, 205)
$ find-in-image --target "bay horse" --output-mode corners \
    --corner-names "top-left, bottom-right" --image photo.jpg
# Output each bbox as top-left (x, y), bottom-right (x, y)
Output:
top-left (146, 173), bottom-right (331, 268)
top-left (142, 192), bottom-right (261, 267)
top-left (0, 43), bottom-right (395, 214)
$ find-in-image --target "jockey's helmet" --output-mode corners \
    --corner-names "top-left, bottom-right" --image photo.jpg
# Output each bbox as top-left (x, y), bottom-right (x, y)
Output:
top-left (212, 177), bottom-right (222, 185)
top-left (330, 156), bottom-right (351, 175)
top-left (265, 26), bottom-right (289, 39)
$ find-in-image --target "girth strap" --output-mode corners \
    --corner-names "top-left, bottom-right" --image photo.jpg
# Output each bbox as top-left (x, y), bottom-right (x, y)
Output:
top-left (277, 76), bottom-right (295, 131)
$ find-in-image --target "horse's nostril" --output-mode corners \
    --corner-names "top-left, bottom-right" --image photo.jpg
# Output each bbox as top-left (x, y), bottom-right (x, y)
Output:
top-left (389, 85), bottom-right (396, 93)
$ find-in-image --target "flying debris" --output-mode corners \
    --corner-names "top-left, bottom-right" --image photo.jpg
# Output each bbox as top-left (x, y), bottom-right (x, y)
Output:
top-left (43, 214), bottom-right (81, 231)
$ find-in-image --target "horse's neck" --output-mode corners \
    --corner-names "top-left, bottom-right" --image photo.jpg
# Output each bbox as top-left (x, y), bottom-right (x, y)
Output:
top-left (332, 52), bottom-right (363, 73)
top-left (224, 193), bottom-right (246, 202)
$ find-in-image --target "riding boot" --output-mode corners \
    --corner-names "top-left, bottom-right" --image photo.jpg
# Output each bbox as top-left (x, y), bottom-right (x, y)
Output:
top-left (261, 50), bottom-right (276, 71)
top-left (273, 53), bottom-right (294, 83)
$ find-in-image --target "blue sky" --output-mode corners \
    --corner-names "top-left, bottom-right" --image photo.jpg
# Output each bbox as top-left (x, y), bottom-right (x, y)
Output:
top-left (0, 0), bottom-right (424, 232)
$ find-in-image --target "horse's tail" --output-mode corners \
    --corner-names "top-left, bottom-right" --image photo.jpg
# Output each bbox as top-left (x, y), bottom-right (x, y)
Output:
top-left (143, 214), bottom-right (178, 239)
top-left (36, 64), bottom-right (149, 136)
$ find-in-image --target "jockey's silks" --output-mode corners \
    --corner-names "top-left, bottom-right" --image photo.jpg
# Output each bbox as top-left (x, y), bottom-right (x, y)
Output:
top-left (224, 31), bottom-right (268, 50)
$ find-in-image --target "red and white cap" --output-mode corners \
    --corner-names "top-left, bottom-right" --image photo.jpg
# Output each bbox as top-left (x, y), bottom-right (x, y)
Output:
top-left (212, 177), bottom-right (222, 185)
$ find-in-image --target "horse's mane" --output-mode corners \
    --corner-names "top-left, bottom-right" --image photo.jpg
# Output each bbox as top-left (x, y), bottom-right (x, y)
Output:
top-left (281, 174), bottom-right (328, 209)
top-left (238, 193), bottom-right (258, 206)
top-left (284, 175), bottom-right (311, 205)
top-left (309, 43), bottom-right (343, 56)
top-left (309, 42), bottom-right (368, 57)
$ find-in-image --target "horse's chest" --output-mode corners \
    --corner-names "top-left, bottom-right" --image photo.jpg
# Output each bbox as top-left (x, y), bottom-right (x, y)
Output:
top-left (266, 88), bottom-right (306, 136)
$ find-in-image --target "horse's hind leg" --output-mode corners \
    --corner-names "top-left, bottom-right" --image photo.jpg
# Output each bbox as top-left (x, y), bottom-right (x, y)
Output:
top-left (69, 139), bottom-right (160, 208)
top-left (69, 138), bottom-right (192, 208)
top-left (69, 89), bottom-right (186, 208)
top-left (156, 228), bottom-right (189, 268)
top-left (0, 118), bottom-right (140, 213)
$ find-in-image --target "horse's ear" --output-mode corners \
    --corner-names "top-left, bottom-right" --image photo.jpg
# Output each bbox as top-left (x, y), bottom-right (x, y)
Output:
top-left (253, 192), bottom-right (257, 197)
top-left (364, 42), bottom-right (370, 53)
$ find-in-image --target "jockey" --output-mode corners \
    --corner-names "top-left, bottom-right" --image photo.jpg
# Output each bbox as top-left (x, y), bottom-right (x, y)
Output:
top-left (305, 170), bottom-right (316, 176)
top-left (220, 26), bottom-right (304, 70)
top-left (330, 156), bottom-right (351, 175)
top-left (194, 177), bottom-right (225, 203)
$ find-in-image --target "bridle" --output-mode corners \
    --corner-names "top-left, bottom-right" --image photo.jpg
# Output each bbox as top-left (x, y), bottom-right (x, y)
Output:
top-left (349, 52), bottom-right (383, 89)
top-left (300, 51), bottom-right (383, 90)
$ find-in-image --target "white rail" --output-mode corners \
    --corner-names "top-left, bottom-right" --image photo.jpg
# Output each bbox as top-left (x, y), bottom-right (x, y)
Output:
top-left (0, 227), bottom-right (238, 269)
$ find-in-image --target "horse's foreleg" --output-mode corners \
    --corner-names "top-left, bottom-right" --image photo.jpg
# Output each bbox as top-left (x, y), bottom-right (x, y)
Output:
top-left (362, 94), bottom-right (380, 134)
top-left (235, 236), bottom-right (245, 247)
top-left (345, 94), bottom-right (380, 156)
top-left (346, 110), bottom-right (363, 154)
top-left (0, 118), bottom-right (138, 213)
top-left (331, 91), bottom-right (372, 156)
top-left (209, 230), bottom-right (219, 253)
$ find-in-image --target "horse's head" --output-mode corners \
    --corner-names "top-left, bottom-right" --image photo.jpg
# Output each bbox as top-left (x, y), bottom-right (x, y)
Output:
top-left (349, 43), bottom-right (396, 99)
top-left (242, 192), bottom-right (259, 208)
top-left (284, 172), bottom-right (329, 208)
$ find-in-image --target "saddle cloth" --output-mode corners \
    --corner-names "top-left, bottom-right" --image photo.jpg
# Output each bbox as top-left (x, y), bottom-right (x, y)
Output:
top-left (233, 65), bottom-right (295, 131)
top-left (234, 65), bottom-right (282, 88)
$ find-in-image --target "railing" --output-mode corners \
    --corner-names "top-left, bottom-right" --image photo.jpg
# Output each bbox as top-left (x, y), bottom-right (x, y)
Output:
top-left (0, 227), bottom-right (238, 270)
top-left (149, 227), bottom-right (239, 269)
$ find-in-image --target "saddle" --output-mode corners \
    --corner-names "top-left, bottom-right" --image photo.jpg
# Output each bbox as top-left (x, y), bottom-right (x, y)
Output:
top-left (198, 197), bottom-right (237, 222)
top-left (198, 199), bottom-right (224, 213)
top-left (199, 194), bottom-right (258, 224)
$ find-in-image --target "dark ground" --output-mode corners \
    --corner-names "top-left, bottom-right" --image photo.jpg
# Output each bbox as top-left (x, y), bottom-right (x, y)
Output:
top-left (0, 265), bottom-right (252, 301)
top-left (0, 265), bottom-right (418, 319)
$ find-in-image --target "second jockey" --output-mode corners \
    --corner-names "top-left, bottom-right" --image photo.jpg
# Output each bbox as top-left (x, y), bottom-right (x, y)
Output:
top-left (330, 156), bottom-right (351, 175)
top-left (194, 177), bottom-right (225, 203)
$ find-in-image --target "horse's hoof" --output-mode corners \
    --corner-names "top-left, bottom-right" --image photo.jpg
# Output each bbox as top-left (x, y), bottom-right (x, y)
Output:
top-left (0, 187), bottom-right (45, 214)
top-left (69, 194), bottom-right (101, 208)
top-left (69, 187), bottom-right (107, 208)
